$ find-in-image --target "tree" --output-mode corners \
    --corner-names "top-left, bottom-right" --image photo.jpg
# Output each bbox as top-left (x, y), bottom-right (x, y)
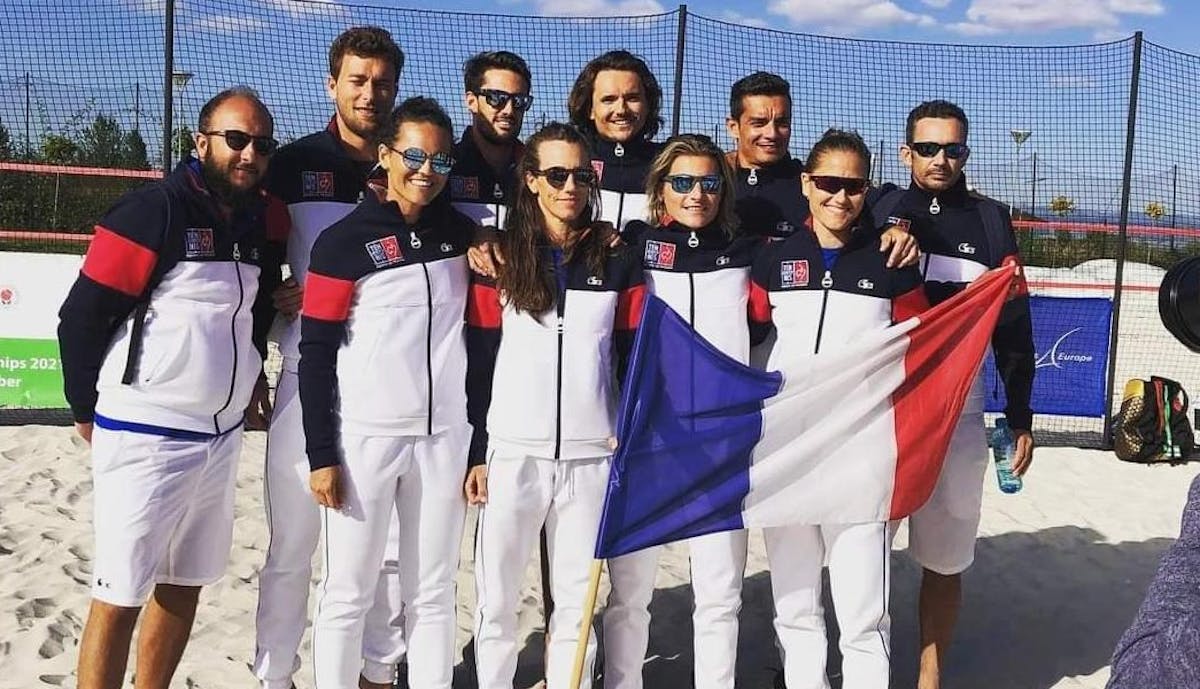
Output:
top-left (121, 129), bottom-right (150, 170)
top-left (41, 134), bottom-right (79, 164)
top-left (172, 125), bottom-right (196, 164)
top-left (0, 117), bottom-right (12, 160)
top-left (78, 115), bottom-right (125, 167)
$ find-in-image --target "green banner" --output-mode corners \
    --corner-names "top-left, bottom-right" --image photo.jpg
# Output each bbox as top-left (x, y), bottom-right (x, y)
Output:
top-left (0, 338), bottom-right (67, 408)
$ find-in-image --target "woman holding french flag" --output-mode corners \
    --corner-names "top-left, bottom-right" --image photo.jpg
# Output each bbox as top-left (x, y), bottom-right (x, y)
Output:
top-left (463, 122), bottom-right (646, 689)
top-left (750, 129), bottom-right (930, 689)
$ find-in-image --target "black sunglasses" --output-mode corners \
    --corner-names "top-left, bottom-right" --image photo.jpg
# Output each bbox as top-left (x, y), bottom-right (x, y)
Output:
top-left (664, 174), bottom-right (722, 195)
top-left (809, 175), bottom-right (868, 195)
top-left (909, 142), bottom-right (970, 159)
top-left (385, 145), bottom-right (455, 176)
top-left (202, 129), bottom-right (279, 155)
top-left (475, 88), bottom-right (534, 112)
top-left (532, 167), bottom-right (597, 189)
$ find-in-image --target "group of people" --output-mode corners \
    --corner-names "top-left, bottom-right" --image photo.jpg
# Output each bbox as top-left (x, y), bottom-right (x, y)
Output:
top-left (56, 24), bottom-right (1036, 689)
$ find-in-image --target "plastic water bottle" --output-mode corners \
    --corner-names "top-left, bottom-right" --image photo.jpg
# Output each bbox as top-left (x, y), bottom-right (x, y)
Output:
top-left (991, 417), bottom-right (1023, 494)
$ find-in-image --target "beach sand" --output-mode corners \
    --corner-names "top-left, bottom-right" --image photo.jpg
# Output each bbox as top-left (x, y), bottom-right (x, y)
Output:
top-left (0, 425), bottom-right (1196, 688)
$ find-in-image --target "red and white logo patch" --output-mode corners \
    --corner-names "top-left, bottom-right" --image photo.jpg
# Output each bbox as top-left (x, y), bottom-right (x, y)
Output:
top-left (644, 240), bottom-right (676, 270)
top-left (303, 171), bottom-right (335, 198)
top-left (886, 216), bottom-right (911, 232)
top-left (591, 159), bottom-right (605, 182)
top-left (365, 235), bottom-right (404, 267)
top-left (780, 260), bottom-right (810, 288)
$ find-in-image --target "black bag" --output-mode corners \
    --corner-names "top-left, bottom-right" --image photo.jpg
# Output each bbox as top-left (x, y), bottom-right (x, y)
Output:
top-left (1113, 376), bottom-right (1196, 464)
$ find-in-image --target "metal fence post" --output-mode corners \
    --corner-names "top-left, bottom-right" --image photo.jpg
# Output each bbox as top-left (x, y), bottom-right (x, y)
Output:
top-left (1103, 30), bottom-right (1144, 445)
top-left (671, 4), bottom-right (687, 137)
top-left (161, 0), bottom-right (175, 176)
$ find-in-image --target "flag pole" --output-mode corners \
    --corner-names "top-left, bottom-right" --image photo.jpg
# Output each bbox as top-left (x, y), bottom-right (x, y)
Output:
top-left (569, 559), bottom-right (604, 689)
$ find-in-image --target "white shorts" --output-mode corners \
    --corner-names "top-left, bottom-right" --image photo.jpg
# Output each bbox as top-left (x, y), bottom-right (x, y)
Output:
top-left (905, 411), bottom-right (989, 575)
top-left (90, 425), bottom-right (241, 606)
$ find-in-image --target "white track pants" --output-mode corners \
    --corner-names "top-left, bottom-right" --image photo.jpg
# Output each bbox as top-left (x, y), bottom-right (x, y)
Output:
top-left (312, 425), bottom-right (469, 689)
top-left (764, 522), bottom-right (891, 689)
top-left (255, 369), bottom-right (407, 688)
top-left (473, 453), bottom-right (610, 689)
top-left (604, 530), bottom-right (748, 689)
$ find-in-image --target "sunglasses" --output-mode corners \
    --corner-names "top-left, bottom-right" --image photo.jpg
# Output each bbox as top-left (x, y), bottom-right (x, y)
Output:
top-left (664, 174), bottom-right (722, 195)
top-left (809, 175), bottom-right (868, 195)
top-left (909, 142), bottom-right (970, 159)
top-left (532, 167), bottom-right (597, 189)
top-left (386, 145), bottom-right (455, 176)
top-left (202, 129), bottom-right (278, 155)
top-left (475, 88), bottom-right (534, 112)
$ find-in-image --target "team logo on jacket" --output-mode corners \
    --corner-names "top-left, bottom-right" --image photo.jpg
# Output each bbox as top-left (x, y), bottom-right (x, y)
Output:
top-left (302, 171), bottom-right (335, 198)
top-left (587, 276), bottom-right (603, 286)
top-left (775, 220), bottom-right (794, 235)
top-left (780, 260), bottom-right (809, 288)
top-left (886, 216), bottom-right (911, 232)
top-left (644, 240), bottom-right (676, 269)
top-left (958, 242), bottom-right (977, 255)
top-left (857, 278), bottom-right (875, 290)
top-left (716, 255), bottom-right (730, 266)
top-left (365, 236), bottom-right (404, 267)
top-left (450, 176), bottom-right (480, 199)
top-left (184, 228), bottom-right (215, 258)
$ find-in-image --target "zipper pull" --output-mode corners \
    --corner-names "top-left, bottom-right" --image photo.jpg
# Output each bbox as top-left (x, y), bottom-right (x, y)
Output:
top-left (929, 196), bottom-right (941, 215)
top-left (687, 231), bottom-right (699, 248)
top-left (556, 315), bottom-right (565, 333)
top-left (409, 232), bottom-right (422, 249)
top-left (232, 242), bottom-right (241, 261)
top-left (821, 270), bottom-right (833, 289)
top-left (747, 168), bottom-right (758, 186)
top-left (614, 142), bottom-right (625, 158)
top-left (493, 183), bottom-right (503, 199)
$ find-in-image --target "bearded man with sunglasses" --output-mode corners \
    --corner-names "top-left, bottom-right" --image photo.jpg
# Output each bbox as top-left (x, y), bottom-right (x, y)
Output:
top-left (253, 25), bottom-right (411, 689)
top-left (58, 87), bottom-right (278, 689)
top-left (872, 100), bottom-right (1036, 689)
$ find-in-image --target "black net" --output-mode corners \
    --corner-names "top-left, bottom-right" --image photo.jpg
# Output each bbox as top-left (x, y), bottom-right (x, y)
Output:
top-left (1, 0), bottom-right (1198, 445)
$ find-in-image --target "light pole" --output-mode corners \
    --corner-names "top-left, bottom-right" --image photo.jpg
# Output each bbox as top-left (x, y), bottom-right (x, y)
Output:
top-left (171, 71), bottom-right (193, 167)
top-left (1010, 129), bottom-right (1031, 215)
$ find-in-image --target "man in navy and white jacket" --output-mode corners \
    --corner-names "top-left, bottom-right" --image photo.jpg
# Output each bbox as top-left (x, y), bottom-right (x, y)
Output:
top-left (58, 87), bottom-right (277, 689)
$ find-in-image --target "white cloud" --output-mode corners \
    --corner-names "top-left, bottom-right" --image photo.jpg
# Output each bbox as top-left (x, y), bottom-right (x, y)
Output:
top-left (954, 0), bottom-right (1163, 34)
top-left (530, 0), bottom-right (666, 16)
top-left (718, 10), bottom-right (771, 28)
top-left (195, 14), bottom-right (269, 34)
top-left (261, 0), bottom-right (346, 19)
top-left (921, 0), bottom-right (952, 7)
top-left (767, 0), bottom-right (936, 32)
top-left (947, 20), bottom-right (1001, 35)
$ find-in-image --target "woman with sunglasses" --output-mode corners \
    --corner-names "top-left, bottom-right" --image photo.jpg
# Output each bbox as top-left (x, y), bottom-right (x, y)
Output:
top-left (602, 133), bottom-right (761, 689)
top-left (464, 122), bottom-right (645, 689)
top-left (750, 129), bottom-right (929, 689)
top-left (298, 97), bottom-right (474, 689)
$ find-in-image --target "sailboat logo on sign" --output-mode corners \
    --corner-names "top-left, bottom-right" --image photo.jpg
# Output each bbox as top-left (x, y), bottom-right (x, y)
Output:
top-left (1036, 327), bottom-right (1095, 369)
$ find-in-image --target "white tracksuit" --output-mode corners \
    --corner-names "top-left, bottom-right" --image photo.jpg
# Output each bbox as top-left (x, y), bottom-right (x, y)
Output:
top-left (604, 221), bottom-right (758, 689)
top-left (466, 247), bottom-right (645, 689)
top-left (298, 194), bottom-right (476, 689)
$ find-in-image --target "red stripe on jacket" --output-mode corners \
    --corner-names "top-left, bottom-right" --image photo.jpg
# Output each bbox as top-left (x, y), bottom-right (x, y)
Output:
top-left (616, 284), bottom-right (647, 331)
top-left (302, 271), bottom-right (355, 322)
top-left (467, 282), bottom-right (502, 328)
top-left (748, 280), bottom-right (772, 324)
top-left (81, 226), bottom-right (158, 297)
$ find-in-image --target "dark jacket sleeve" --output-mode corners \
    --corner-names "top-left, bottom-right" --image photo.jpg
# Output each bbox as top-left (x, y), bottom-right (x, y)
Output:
top-left (466, 275), bottom-right (502, 467)
top-left (1108, 474), bottom-right (1200, 689)
top-left (613, 249), bottom-right (646, 385)
top-left (250, 193), bottom-right (291, 362)
top-left (57, 184), bottom-right (169, 423)
top-left (297, 231), bottom-right (355, 471)
top-left (748, 242), bottom-right (775, 347)
top-left (989, 208), bottom-right (1035, 431)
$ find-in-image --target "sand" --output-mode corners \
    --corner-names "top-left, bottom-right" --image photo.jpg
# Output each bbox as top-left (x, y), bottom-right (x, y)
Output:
top-left (0, 424), bottom-right (1196, 688)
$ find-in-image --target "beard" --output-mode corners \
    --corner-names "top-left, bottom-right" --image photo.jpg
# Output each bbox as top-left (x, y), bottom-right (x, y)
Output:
top-left (201, 155), bottom-right (261, 210)
top-left (478, 116), bottom-right (521, 146)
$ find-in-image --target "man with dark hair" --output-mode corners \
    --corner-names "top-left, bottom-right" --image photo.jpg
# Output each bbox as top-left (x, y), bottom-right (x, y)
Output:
top-left (59, 87), bottom-right (277, 689)
top-left (725, 71), bottom-right (809, 239)
top-left (872, 99), bottom-right (1036, 689)
top-left (252, 25), bottom-right (408, 689)
top-left (567, 49), bottom-right (663, 233)
top-left (450, 50), bottom-right (531, 230)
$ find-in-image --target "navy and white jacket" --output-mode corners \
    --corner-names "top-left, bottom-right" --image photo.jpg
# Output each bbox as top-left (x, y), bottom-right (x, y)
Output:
top-left (590, 135), bottom-right (660, 234)
top-left (870, 177), bottom-right (1035, 431)
top-left (466, 241), bottom-right (646, 465)
top-left (447, 126), bottom-right (522, 230)
top-left (750, 218), bottom-right (929, 374)
top-left (264, 118), bottom-right (385, 367)
top-left (298, 192), bottom-right (475, 470)
top-left (625, 219), bottom-right (764, 363)
top-left (731, 155), bottom-right (810, 240)
top-left (58, 159), bottom-right (273, 436)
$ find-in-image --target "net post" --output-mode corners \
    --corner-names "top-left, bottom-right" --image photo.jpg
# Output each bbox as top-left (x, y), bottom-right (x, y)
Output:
top-left (1103, 30), bottom-right (1143, 446)
top-left (671, 4), bottom-right (687, 137)
top-left (161, 0), bottom-right (176, 176)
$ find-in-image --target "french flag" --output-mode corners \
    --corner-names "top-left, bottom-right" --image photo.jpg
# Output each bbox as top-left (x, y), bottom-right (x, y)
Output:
top-left (595, 261), bottom-right (1019, 559)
